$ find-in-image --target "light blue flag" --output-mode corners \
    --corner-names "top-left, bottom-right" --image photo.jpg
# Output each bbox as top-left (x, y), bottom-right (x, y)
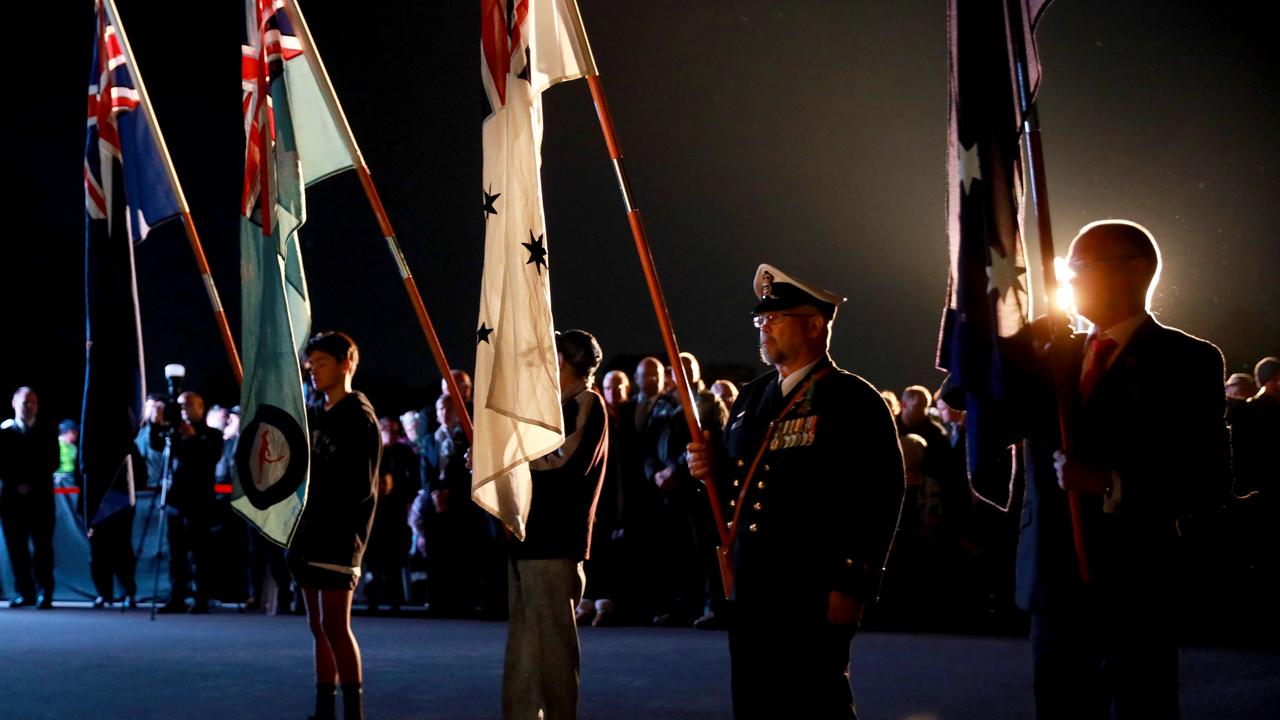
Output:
top-left (232, 0), bottom-right (352, 546)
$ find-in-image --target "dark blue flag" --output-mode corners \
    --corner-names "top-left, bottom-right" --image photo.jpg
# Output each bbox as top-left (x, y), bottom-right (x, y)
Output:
top-left (81, 0), bottom-right (181, 525)
top-left (937, 0), bottom-right (1051, 509)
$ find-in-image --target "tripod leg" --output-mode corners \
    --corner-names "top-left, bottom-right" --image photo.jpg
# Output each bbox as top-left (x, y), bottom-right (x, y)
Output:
top-left (150, 437), bottom-right (174, 620)
top-left (134, 490), bottom-right (159, 561)
top-left (150, 505), bottom-right (168, 621)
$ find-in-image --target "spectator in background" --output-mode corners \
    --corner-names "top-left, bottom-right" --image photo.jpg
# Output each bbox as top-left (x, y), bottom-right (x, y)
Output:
top-left (206, 404), bottom-right (227, 434)
top-left (648, 352), bottom-right (728, 630)
top-left (55, 420), bottom-right (79, 487)
top-left (447, 369), bottom-right (474, 411)
top-left (419, 394), bottom-right (490, 616)
top-left (880, 389), bottom-right (901, 418)
top-left (135, 393), bottom-right (169, 490)
top-left (1232, 357), bottom-right (1279, 500)
top-left (711, 379), bottom-right (739, 410)
top-left (1225, 372), bottom-right (1260, 423)
top-left (363, 417), bottom-right (418, 612)
top-left (601, 370), bottom-right (629, 415)
top-left (580, 370), bottom-right (630, 626)
top-left (1, 387), bottom-right (60, 609)
top-left (898, 385), bottom-right (948, 478)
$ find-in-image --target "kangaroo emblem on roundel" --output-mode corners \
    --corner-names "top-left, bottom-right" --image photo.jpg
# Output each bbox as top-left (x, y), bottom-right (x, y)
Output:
top-left (256, 428), bottom-right (288, 489)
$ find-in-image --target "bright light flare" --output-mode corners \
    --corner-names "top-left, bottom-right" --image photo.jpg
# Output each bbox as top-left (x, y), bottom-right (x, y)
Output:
top-left (1053, 257), bottom-right (1076, 314)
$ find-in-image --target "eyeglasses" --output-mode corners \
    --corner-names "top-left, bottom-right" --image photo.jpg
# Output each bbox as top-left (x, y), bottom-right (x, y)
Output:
top-left (1066, 254), bottom-right (1142, 275)
top-left (752, 312), bottom-right (819, 329)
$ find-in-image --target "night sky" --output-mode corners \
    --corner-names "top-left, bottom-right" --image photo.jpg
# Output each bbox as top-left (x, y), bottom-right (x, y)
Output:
top-left (9, 1), bottom-right (1278, 424)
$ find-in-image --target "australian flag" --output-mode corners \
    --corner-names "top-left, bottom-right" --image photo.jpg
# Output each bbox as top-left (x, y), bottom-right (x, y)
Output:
top-left (937, 0), bottom-right (1052, 509)
top-left (81, 0), bottom-right (181, 525)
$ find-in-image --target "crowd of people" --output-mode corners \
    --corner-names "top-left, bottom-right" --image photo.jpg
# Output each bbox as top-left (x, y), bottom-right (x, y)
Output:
top-left (0, 348), bottom-right (1276, 635)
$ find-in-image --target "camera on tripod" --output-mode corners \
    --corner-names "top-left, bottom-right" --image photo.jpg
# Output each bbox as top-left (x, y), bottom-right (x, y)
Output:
top-left (151, 363), bottom-right (187, 441)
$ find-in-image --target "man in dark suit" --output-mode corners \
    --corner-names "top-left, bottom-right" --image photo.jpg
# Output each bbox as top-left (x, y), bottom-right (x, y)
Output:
top-left (974, 221), bottom-right (1231, 719)
top-left (688, 264), bottom-right (904, 720)
top-left (0, 387), bottom-right (60, 608)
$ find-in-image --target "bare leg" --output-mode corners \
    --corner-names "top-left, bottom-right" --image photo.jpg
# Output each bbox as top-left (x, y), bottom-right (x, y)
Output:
top-left (319, 588), bottom-right (362, 683)
top-left (302, 586), bottom-right (338, 684)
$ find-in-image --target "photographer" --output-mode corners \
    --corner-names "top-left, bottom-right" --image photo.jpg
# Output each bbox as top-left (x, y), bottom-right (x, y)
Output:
top-left (134, 393), bottom-right (169, 490)
top-left (157, 391), bottom-right (222, 614)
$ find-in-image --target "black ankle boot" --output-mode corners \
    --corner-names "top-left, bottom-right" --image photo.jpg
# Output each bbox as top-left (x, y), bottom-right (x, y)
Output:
top-left (341, 682), bottom-right (364, 720)
top-left (309, 682), bottom-right (336, 720)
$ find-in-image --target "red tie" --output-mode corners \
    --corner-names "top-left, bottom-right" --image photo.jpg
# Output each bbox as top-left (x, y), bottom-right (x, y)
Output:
top-left (1079, 335), bottom-right (1119, 402)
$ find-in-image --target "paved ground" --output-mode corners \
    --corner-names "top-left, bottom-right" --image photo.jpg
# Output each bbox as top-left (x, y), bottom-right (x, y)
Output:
top-left (1, 605), bottom-right (1277, 719)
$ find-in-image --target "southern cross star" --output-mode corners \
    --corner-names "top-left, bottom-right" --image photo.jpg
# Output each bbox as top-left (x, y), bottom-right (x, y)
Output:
top-left (483, 186), bottom-right (500, 219)
top-left (522, 231), bottom-right (547, 274)
top-left (987, 244), bottom-right (1025, 300)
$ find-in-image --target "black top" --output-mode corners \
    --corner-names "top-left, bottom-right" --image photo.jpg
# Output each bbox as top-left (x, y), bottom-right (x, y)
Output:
top-left (168, 421), bottom-right (223, 513)
top-left (1231, 392), bottom-right (1279, 498)
top-left (292, 391), bottom-right (382, 568)
top-left (513, 384), bottom-right (609, 561)
top-left (0, 419), bottom-right (59, 507)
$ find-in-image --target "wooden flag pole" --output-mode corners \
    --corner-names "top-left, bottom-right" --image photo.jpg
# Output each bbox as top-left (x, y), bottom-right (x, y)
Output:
top-left (556, 0), bottom-right (731, 590)
top-left (102, 0), bottom-right (243, 384)
top-left (582, 75), bottom-right (732, 554)
top-left (1007, 0), bottom-right (1089, 583)
top-left (281, 0), bottom-right (472, 439)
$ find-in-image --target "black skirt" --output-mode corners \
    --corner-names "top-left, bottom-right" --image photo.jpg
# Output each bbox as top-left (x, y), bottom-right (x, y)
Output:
top-left (287, 549), bottom-right (359, 592)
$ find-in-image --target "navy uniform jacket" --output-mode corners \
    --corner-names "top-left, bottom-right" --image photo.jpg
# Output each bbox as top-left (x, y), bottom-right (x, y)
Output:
top-left (985, 316), bottom-right (1231, 613)
top-left (722, 356), bottom-right (904, 618)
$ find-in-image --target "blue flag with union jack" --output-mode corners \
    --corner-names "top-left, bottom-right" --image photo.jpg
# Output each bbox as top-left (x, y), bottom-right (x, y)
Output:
top-left (937, 0), bottom-right (1052, 509)
top-left (80, 0), bottom-right (181, 525)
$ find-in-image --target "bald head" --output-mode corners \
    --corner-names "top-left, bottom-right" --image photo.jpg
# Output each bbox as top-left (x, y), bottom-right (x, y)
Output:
top-left (1067, 220), bottom-right (1161, 328)
top-left (11, 387), bottom-right (37, 425)
top-left (443, 369), bottom-right (473, 404)
top-left (602, 370), bottom-right (630, 409)
top-left (679, 352), bottom-right (702, 386)
top-left (635, 357), bottom-right (664, 399)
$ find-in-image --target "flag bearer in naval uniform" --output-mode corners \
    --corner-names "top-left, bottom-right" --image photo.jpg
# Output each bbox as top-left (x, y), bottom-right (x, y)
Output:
top-left (687, 264), bottom-right (904, 720)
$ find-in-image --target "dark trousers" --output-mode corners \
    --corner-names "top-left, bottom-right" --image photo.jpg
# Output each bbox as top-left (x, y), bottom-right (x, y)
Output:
top-left (425, 506), bottom-right (493, 614)
top-left (90, 507), bottom-right (137, 599)
top-left (1, 503), bottom-right (55, 599)
top-left (1031, 607), bottom-right (1179, 720)
top-left (651, 496), bottom-right (705, 619)
top-left (729, 610), bottom-right (858, 720)
top-left (165, 507), bottom-right (210, 603)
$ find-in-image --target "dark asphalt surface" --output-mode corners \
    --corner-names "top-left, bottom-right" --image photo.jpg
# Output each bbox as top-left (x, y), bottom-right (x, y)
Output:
top-left (1, 606), bottom-right (1277, 719)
